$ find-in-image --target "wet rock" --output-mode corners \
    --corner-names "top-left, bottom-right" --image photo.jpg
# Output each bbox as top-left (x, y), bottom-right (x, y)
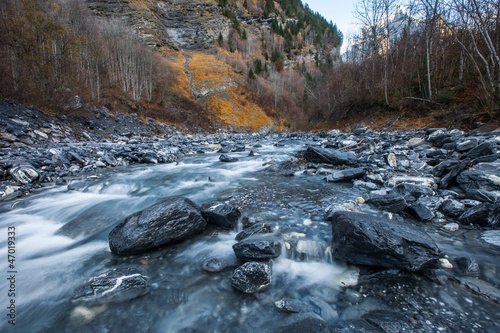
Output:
top-left (441, 199), bottom-right (466, 217)
top-left (456, 138), bottom-right (478, 152)
top-left (230, 262), bottom-right (271, 293)
top-left (330, 211), bottom-right (442, 272)
top-left (274, 312), bottom-right (333, 333)
top-left (325, 168), bottom-right (365, 182)
top-left (232, 237), bottom-right (282, 261)
top-left (201, 202), bottom-right (241, 229)
top-left (408, 202), bottom-right (435, 221)
top-left (465, 189), bottom-right (497, 203)
top-left (264, 160), bottom-right (300, 176)
top-left (235, 222), bottom-right (272, 241)
top-left (108, 197), bottom-right (206, 255)
top-left (361, 310), bottom-right (410, 332)
top-left (388, 183), bottom-right (434, 203)
top-left (453, 276), bottom-right (500, 303)
top-left (454, 257), bottom-right (480, 276)
top-left (9, 164), bottom-right (39, 184)
top-left (301, 147), bottom-right (356, 165)
top-left (309, 297), bottom-right (339, 322)
top-left (219, 154), bottom-right (239, 163)
top-left (202, 257), bottom-right (237, 273)
top-left (460, 142), bottom-right (494, 160)
top-left (367, 193), bottom-right (408, 213)
top-left (458, 203), bottom-right (499, 227)
top-left (456, 163), bottom-right (500, 192)
top-left (353, 180), bottom-right (379, 191)
top-left (275, 298), bottom-right (315, 313)
top-left (72, 267), bottom-right (148, 305)
top-left (325, 200), bottom-right (361, 220)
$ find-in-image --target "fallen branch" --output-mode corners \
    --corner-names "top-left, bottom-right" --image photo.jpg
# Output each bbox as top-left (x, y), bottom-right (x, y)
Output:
top-left (403, 97), bottom-right (443, 105)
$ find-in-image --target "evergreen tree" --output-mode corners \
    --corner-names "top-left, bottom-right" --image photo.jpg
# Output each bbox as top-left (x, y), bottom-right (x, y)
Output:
top-left (254, 59), bottom-right (263, 75)
top-left (218, 32), bottom-right (224, 47)
top-left (248, 68), bottom-right (255, 79)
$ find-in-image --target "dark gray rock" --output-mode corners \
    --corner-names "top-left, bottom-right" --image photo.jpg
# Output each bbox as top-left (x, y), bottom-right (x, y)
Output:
top-left (458, 203), bottom-right (499, 227)
top-left (456, 138), bottom-right (478, 152)
top-left (388, 183), bottom-right (434, 203)
top-left (409, 203), bottom-right (435, 221)
top-left (460, 142), bottom-right (494, 160)
top-left (441, 199), bottom-right (466, 217)
top-left (230, 262), bottom-right (271, 293)
top-left (457, 163), bottom-right (500, 192)
top-left (274, 312), bottom-right (334, 333)
top-left (72, 267), bottom-right (148, 305)
top-left (219, 154), bottom-right (239, 163)
top-left (108, 197), bottom-right (206, 255)
top-left (201, 202), bottom-right (241, 229)
top-left (367, 193), bottom-right (408, 213)
top-left (233, 237), bottom-right (282, 261)
top-left (465, 189), bottom-right (497, 203)
top-left (325, 168), bottom-right (365, 182)
top-left (454, 257), bottom-right (480, 276)
top-left (330, 211), bottom-right (442, 272)
top-left (302, 147), bottom-right (356, 165)
top-left (235, 222), bottom-right (272, 241)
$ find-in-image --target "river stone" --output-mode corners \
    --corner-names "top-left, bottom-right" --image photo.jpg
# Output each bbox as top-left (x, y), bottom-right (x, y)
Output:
top-left (456, 138), bottom-right (478, 152)
top-left (330, 211), bottom-right (442, 272)
top-left (72, 267), bottom-right (148, 305)
top-left (388, 183), bottom-right (434, 203)
top-left (458, 203), bottom-right (499, 227)
top-left (460, 142), bottom-right (494, 160)
top-left (409, 203), bottom-right (435, 221)
top-left (202, 257), bottom-right (237, 273)
top-left (367, 193), bottom-right (408, 213)
top-left (274, 312), bottom-right (334, 333)
top-left (201, 202), bottom-right (241, 229)
top-left (465, 189), bottom-right (497, 203)
top-left (302, 147), bottom-right (356, 165)
top-left (219, 154), bottom-right (239, 162)
top-left (441, 199), bottom-right (466, 217)
top-left (9, 164), bottom-right (39, 184)
top-left (235, 222), bottom-right (272, 241)
top-left (232, 237), bottom-right (282, 261)
top-left (454, 257), bottom-right (480, 276)
top-left (386, 153), bottom-right (397, 167)
top-left (456, 163), bottom-right (500, 192)
top-left (230, 262), bottom-right (271, 293)
top-left (108, 197), bottom-right (206, 254)
top-left (325, 168), bottom-right (365, 182)
top-left (361, 310), bottom-right (410, 332)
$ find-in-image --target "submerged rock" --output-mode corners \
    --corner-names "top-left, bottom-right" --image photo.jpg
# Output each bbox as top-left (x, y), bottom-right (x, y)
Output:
top-left (274, 312), bottom-right (334, 333)
top-left (330, 211), bottom-right (442, 272)
top-left (201, 202), bottom-right (241, 229)
top-left (219, 154), bottom-right (239, 163)
top-left (108, 197), bottom-right (206, 255)
top-left (73, 267), bottom-right (148, 305)
top-left (275, 298), bottom-right (315, 313)
top-left (235, 222), bottom-right (272, 241)
top-left (230, 261), bottom-right (272, 293)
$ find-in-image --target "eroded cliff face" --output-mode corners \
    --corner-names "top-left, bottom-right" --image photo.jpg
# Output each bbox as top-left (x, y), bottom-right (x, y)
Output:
top-left (86, 0), bottom-right (271, 130)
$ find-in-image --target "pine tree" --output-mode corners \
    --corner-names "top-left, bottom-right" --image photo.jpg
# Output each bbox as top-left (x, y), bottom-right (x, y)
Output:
top-left (218, 32), bottom-right (224, 46)
top-left (248, 68), bottom-right (255, 79)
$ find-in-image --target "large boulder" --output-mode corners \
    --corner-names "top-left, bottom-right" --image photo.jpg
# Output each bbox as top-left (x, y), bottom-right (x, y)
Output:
top-left (108, 197), bottom-right (206, 255)
top-left (230, 262), bottom-right (272, 293)
top-left (301, 147), bottom-right (356, 165)
top-left (330, 211), bottom-right (442, 272)
top-left (72, 267), bottom-right (148, 305)
top-left (233, 237), bottom-right (282, 261)
top-left (201, 202), bottom-right (241, 229)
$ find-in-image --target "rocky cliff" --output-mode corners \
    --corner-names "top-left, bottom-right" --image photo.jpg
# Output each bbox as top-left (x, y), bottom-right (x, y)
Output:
top-left (84, 0), bottom-right (341, 131)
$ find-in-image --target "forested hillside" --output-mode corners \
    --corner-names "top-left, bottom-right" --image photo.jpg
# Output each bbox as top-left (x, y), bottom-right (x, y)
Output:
top-left (0, 0), bottom-right (343, 131)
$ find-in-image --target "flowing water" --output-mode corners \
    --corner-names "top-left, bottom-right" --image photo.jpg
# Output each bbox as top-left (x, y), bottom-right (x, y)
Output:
top-left (1, 139), bottom-right (499, 332)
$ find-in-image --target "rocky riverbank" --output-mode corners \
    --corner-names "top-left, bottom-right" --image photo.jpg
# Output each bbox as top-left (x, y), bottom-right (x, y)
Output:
top-left (2, 98), bottom-right (500, 331)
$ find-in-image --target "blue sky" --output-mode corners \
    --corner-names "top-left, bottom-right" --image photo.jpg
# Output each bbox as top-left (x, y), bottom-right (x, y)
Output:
top-left (303, 0), bottom-right (359, 50)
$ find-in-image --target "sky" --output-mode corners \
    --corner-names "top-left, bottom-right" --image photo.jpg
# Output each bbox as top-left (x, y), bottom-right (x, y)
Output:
top-left (303, 0), bottom-right (359, 52)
